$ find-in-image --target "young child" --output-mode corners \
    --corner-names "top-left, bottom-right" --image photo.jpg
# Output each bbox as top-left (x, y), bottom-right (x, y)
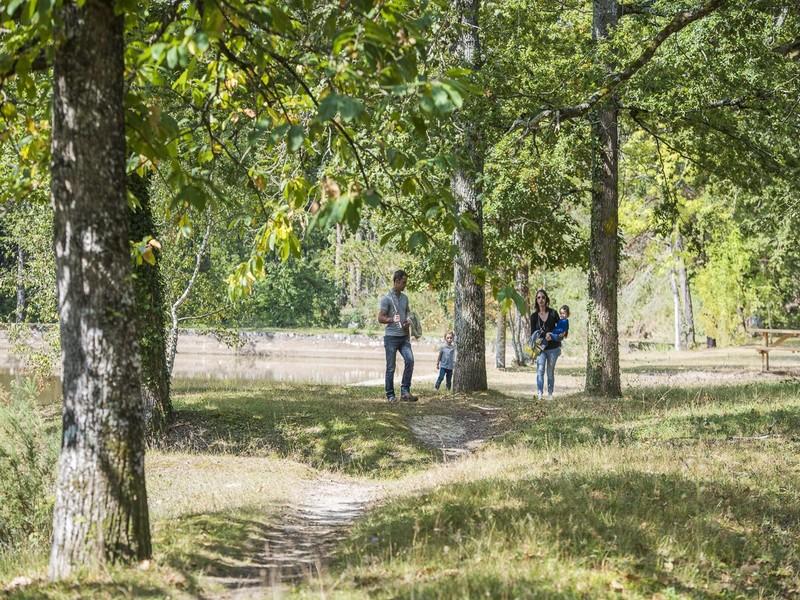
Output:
top-left (550, 305), bottom-right (570, 342)
top-left (435, 331), bottom-right (456, 391)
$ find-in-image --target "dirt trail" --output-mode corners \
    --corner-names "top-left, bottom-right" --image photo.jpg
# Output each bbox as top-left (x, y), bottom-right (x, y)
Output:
top-left (408, 406), bottom-right (498, 459)
top-left (203, 409), bottom-right (493, 598)
top-left (204, 478), bottom-right (380, 598)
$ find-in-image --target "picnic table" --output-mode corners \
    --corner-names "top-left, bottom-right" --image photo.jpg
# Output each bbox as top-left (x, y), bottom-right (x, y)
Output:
top-left (751, 328), bottom-right (800, 372)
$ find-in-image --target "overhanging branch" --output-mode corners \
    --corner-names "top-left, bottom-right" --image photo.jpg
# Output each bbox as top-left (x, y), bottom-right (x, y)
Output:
top-left (513, 0), bottom-right (727, 134)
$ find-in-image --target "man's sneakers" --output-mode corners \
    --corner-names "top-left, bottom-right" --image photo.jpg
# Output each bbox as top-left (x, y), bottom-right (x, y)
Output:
top-left (547, 393), bottom-right (554, 401)
top-left (387, 393), bottom-right (418, 402)
top-left (537, 391), bottom-right (543, 401)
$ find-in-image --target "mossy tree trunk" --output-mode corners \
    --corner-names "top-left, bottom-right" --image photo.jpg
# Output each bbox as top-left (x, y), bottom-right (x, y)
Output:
top-left (585, 0), bottom-right (622, 398)
top-left (48, 0), bottom-right (151, 579)
top-left (452, 0), bottom-right (487, 392)
top-left (129, 173), bottom-right (171, 436)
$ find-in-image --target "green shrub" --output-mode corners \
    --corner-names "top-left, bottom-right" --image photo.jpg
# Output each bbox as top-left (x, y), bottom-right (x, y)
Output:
top-left (0, 378), bottom-right (57, 554)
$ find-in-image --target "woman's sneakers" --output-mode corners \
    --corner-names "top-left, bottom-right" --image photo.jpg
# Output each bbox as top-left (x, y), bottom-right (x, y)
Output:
top-left (537, 391), bottom-right (543, 401)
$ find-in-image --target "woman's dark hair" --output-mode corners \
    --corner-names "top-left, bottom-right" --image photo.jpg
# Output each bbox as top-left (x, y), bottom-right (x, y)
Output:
top-left (534, 289), bottom-right (550, 309)
top-left (393, 269), bottom-right (408, 282)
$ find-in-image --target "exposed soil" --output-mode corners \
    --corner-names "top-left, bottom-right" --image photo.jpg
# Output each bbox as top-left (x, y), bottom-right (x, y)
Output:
top-left (204, 478), bottom-right (381, 598)
top-left (201, 408), bottom-right (495, 597)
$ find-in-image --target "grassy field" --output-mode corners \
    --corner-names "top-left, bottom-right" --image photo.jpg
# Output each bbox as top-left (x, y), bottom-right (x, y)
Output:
top-left (3, 354), bottom-right (800, 598)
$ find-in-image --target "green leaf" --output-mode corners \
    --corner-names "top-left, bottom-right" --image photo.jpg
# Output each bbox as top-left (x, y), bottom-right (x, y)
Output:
top-left (364, 189), bottom-right (381, 208)
top-left (408, 231), bottom-right (427, 250)
top-left (317, 94), bottom-right (339, 122)
top-left (7, 0), bottom-right (25, 16)
top-left (166, 46), bottom-right (179, 69)
top-left (287, 125), bottom-right (304, 152)
top-left (338, 96), bottom-right (364, 122)
top-left (332, 26), bottom-right (358, 54)
top-left (497, 285), bottom-right (526, 315)
top-left (180, 184), bottom-right (207, 211)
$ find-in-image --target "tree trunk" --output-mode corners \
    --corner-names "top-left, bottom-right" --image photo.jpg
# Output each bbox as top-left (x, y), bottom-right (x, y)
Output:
top-left (495, 309), bottom-right (506, 369)
top-left (49, 0), bottom-right (150, 579)
top-left (669, 265), bottom-right (682, 351)
top-left (129, 173), bottom-right (171, 436)
top-left (452, 0), bottom-right (487, 392)
top-left (511, 264), bottom-right (530, 366)
top-left (166, 217), bottom-right (212, 378)
top-left (675, 230), bottom-right (696, 348)
top-left (15, 244), bottom-right (25, 323)
top-left (585, 0), bottom-right (622, 398)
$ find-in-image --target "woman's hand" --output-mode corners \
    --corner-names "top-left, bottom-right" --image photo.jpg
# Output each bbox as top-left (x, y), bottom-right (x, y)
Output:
top-left (545, 332), bottom-right (552, 341)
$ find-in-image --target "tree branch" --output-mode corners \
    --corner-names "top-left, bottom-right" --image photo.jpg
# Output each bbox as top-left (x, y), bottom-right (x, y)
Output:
top-left (775, 37), bottom-right (800, 61)
top-left (513, 0), bottom-right (727, 134)
top-left (166, 214), bottom-right (212, 377)
top-left (619, 1), bottom-right (668, 18)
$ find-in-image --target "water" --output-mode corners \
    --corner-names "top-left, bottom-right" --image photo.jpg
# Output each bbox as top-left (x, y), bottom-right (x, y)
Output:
top-left (0, 333), bottom-right (440, 402)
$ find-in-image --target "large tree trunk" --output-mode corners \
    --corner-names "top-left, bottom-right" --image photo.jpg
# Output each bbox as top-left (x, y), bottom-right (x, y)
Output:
top-left (49, 0), bottom-right (151, 580)
top-left (585, 0), bottom-right (622, 397)
top-left (675, 230), bottom-right (696, 348)
top-left (452, 0), bottom-right (487, 392)
top-left (129, 174), bottom-right (171, 436)
top-left (495, 309), bottom-right (506, 368)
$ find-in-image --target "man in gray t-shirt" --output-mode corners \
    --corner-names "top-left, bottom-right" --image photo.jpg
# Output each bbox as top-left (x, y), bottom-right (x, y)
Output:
top-left (377, 270), bottom-right (417, 402)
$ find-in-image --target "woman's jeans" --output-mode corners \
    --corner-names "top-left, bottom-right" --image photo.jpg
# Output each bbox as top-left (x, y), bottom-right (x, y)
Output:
top-left (536, 347), bottom-right (562, 394)
top-left (435, 367), bottom-right (453, 390)
top-left (384, 335), bottom-right (414, 398)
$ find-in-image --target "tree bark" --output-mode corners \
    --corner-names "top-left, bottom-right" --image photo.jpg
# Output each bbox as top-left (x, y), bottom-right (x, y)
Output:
top-left (48, 0), bottom-right (150, 579)
top-left (166, 217), bottom-right (212, 378)
top-left (585, 0), bottom-right (622, 398)
top-left (451, 0), bottom-right (487, 392)
top-left (669, 264), bottom-right (682, 351)
top-left (675, 230), bottom-right (696, 348)
top-left (129, 173), bottom-right (171, 436)
top-left (495, 309), bottom-right (506, 368)
top-left (15, 244), bottom-right (25, 323)
top-left (511, 264), bottom-right (530, 366)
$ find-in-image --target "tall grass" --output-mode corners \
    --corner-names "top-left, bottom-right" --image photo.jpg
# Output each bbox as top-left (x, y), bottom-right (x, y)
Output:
top-left (0, 378), bottom-right (58, 577)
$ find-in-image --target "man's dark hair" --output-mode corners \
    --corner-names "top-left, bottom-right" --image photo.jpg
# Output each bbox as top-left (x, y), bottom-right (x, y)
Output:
top-left (393, 269), bottom-right (408, 282)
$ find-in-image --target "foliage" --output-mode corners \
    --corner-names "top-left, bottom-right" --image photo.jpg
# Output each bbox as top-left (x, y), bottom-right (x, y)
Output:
top-left (0, 379), bottom-right (57, 557)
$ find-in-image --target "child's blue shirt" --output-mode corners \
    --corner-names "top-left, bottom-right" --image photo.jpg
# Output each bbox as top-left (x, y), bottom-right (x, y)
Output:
top-left (551, 318), bottom-right (569, 341)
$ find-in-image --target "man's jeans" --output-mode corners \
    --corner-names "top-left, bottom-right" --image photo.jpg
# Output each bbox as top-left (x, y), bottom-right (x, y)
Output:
top-left (536, 347), bottom-right (562, 395)
top-left (384, 335), bottom-right (414, 399)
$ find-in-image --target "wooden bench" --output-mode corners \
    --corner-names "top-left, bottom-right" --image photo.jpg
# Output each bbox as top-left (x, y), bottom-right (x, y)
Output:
top-left (751, 328), bottom-right (800, 372)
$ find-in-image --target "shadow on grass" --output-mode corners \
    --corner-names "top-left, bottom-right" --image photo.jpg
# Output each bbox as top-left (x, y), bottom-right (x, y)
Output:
top-left (500, 381), bottom-right (800, 450)
top-left (4, 511), bottom-right (275, 599)
top-left (161, 384), bottom-right (438, 476)
top-left (162, 382), bottom-right (533, 476)
top-left (338, 471), bottom-right (800, 598)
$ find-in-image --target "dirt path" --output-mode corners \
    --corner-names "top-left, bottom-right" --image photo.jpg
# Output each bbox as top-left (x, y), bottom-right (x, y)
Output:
top-left (204, 478), bottom-right (380, 598)
top-left (202, 408), bottom-right (493, 598)
top-left (408, 406), bottom-right (499, 459)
